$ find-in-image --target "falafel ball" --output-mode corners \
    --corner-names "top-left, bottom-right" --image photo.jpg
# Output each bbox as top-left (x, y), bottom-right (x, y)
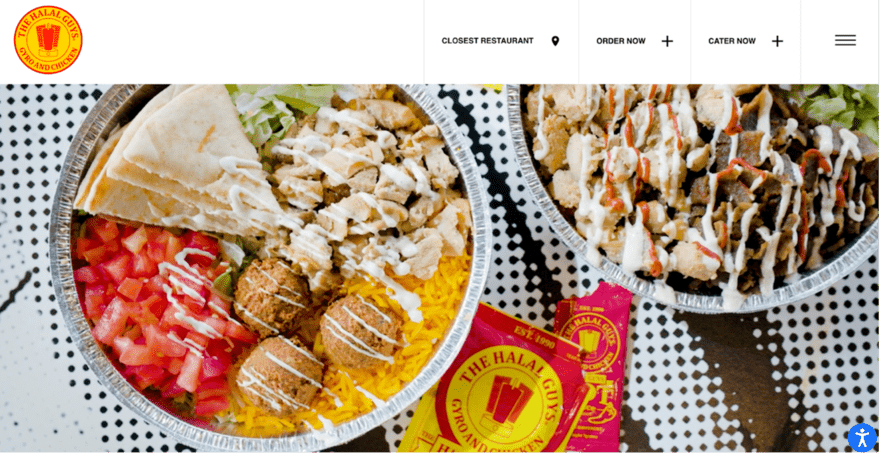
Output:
top-left (235, 336), bottom-right (324, 416)
top-left (320, 295), bottom-right (403, 369)
top-left (234, 258), bottom-right (310, 338)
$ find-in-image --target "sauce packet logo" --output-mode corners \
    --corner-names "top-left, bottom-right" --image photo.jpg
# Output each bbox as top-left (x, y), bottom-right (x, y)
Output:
top-left (401, 303), bottom-right (590, 452)
top-left (554, 282), bottom-right (633, 452)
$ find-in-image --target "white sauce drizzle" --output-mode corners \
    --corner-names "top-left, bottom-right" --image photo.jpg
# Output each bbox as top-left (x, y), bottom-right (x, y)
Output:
top-left (322, 313), bottom-right (395, 364)
top-left (262, 349), bottom-right (322, 388)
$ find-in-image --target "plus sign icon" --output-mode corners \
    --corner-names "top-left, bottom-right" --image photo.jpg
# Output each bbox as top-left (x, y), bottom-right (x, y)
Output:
top-left (849, 423), bottom-right (878, 452)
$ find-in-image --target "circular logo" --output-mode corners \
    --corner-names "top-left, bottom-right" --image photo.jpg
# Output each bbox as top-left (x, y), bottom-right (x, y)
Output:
top-left (13, 6), bottom-right (82, 74)
top-left (848, 423), bottom-right (877, 452)
top-left (560, 312), bottom-right (620, 371)
top-left (444, 346), bottom-right (562, 452)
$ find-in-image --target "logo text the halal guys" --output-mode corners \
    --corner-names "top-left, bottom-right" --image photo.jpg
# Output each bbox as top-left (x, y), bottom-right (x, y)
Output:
top-left (446, 346), bottom-right (563, 452)
top-left (14, 6), bottom-right (82, 74)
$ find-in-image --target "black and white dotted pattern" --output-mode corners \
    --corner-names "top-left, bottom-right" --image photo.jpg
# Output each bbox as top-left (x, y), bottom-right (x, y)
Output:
top-left (0, 84), bottom-right (876, 452)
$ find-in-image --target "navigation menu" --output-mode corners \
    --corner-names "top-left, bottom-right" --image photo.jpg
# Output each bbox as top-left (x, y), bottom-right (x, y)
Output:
top-left (692, 0), bottom-right (800, 81)
top-left (580, 0), bottom-right (690, 82)
top-left (802, 0), bottom-right (878, 82)
top-left (425, 0), bottom-right (578, 82)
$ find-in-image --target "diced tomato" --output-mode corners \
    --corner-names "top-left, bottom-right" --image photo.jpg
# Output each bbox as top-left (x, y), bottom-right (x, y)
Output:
top-left (195, 377), bottom-right (230, 400)
top-left (112, 335), bottom-right (134, 358)
top-left (199, 314), bottom-right (226, 338)
top-left (165, 235), bottom-right (185, 263)
top-left (123, 325), bottom-right (143, 342)
top-left (88, 217), bottom-right (120, 243)
top-left (194, 396), bottom-right (230, 417)
top-left (122, 226), bottom-right (149, 254)
top-left (176, 351), bottom-right (203, 393)
top-left (118, 342), bottom-right (155, 367)
top-left (83, 245), bottom-right (112, 266)
top-left (206, 293), bottom-right (231, 316)
top-left (83, 284), bottom-right (107, 319)
top-left (117, 277), bottom-right (144, 301)
top-left (224, 320), bottom-right (259, 344)
top-left (74, 266), bottom-right (103, 285)
top-left (182, 294), bottom-right (207, 312)
top-left (100, 253), bottom-right (132, 284)
top-left (75, 237), bottom-right (101, 261)
top-left (77, 218), bottom-right (247, 415)
top-left (143, 226), bottom-right (163, 242)
top-left (154, 230), bottom-right (173, 246)
top-left (131, 249), bottom-right (158, 278)
top-left (143, 324), bottom-right (187, 358)
top-left (200, 356), bottom-right (227, 380)
top-left (138, 294), bottom-right (166, 322)
top-left (185, 231), bottom-right (220, 260)
top-left (144, 241), bottom-right (166, 264)
top-left (92, 297), bottom-right (137, 345)
top-left (185, 331), bottom-right (209, 350)
top-left (128, 364), bottom-right (167, 390)
top-left (167, 357), bottom-right (184, 376)
top-left (160, 380), bottom-right (187, 399)
top-left (144, 274), bottom-right (169, 294)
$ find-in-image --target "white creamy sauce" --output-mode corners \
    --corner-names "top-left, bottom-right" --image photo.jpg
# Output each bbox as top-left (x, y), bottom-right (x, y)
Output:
top-left (245, 277), bottom-right (305, 309)
top-left (355, 385), bottom-right (386, 407)
top-left (218, 156), bottom-right (266, 185)
top-left (322, 387), bottom-right (344, 408)
top-left (402, 158), bottom-right (439, 200)
top-left (237, 366), bottom-right (307, 411)
top-left (342, 305), bottom-right (400, 346)
top-left (534, 85), bottom-right (550, 160)
top-left (278, 336), bottom-right (321, 365)
top-left (262, 349), bottom-right (323, 388)
top-left (254, 266), bottom-right (303, 297)
top-left (273, 143), bottom-right (347, 186)
top-left (322, 313), bottom-right (395, 364)
top-left (316, 415), bottom-right (335, 430)
top-left (358, 260), bottom-right (423, 323)
top-left (653, 281), bottom-right (677, 304)
top-left (380, 164), bottom-right (416, 191)
top-left (233, 302), bottom-right (280, 334)
top-left (356, 295), bottom-right (392, 323)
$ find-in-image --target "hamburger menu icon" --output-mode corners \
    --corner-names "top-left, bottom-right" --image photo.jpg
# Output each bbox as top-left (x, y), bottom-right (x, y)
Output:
top-left (480, 375), bottom-right (534, 438)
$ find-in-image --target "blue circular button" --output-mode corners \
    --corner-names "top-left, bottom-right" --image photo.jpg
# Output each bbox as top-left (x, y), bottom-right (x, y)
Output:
top-left (849, 423), bottom-right (877, 452)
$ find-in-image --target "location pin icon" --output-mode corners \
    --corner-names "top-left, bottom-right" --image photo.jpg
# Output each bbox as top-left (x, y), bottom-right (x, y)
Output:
top-left (552, 36), bottom-right (560, 46)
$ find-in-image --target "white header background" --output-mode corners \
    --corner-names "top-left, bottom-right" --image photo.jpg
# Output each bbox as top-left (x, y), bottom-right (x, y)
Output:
top-left (2, 0), bottom-right (879, 83)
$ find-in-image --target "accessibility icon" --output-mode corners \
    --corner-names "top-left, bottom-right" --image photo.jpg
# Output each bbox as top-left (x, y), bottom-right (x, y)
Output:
top-left (848, 423), bottom-right (877, 452)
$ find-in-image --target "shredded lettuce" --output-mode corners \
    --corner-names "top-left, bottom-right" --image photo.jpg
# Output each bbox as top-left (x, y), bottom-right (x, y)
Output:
top-left (226, 84), bottom-right (337, 147)
top-left (789, 84), bottom-right (879, 145)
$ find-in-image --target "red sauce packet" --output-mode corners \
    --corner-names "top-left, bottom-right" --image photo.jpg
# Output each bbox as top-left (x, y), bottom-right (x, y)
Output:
top-left (400, 302), bottom-right (590, 452)
top-left (554, 282), bottom-right (633, 452)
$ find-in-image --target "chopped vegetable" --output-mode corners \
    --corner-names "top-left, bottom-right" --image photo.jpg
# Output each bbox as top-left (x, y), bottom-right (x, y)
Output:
top-left (789, 84), bottom-right (879, 145)
top-left (226, 84), bottom-right (337, 147)
top-left (73, 218), bottom-right (259, 418)
top-left (212, 270), bottom-right (233, 298)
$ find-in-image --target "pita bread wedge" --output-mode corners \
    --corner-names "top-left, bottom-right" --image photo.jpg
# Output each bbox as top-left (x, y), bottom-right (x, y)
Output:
top-left (111, 85), bottom-right (281, 216)
top-left (76, 85), bottom-right (193, 210)
top-left (104, 85), bottom-right (238, 215)
top-left (77, 124), bottom-right (263, 237)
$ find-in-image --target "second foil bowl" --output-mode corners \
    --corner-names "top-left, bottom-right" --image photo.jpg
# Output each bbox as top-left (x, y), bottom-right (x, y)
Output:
top-left (508, 84), bottom-right (878, 314)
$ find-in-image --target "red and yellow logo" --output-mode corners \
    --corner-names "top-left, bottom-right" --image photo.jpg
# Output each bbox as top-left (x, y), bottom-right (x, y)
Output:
top-left (559, 312), bottom-right (621, 372)
top-left (14, 6), bottom-right (82, 74)
top-left (445, 346), bottom-right (562, 452)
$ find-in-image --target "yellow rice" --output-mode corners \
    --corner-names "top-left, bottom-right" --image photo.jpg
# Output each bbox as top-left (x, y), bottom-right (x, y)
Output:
top-left (219, 252), bottom-right (471, 437)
